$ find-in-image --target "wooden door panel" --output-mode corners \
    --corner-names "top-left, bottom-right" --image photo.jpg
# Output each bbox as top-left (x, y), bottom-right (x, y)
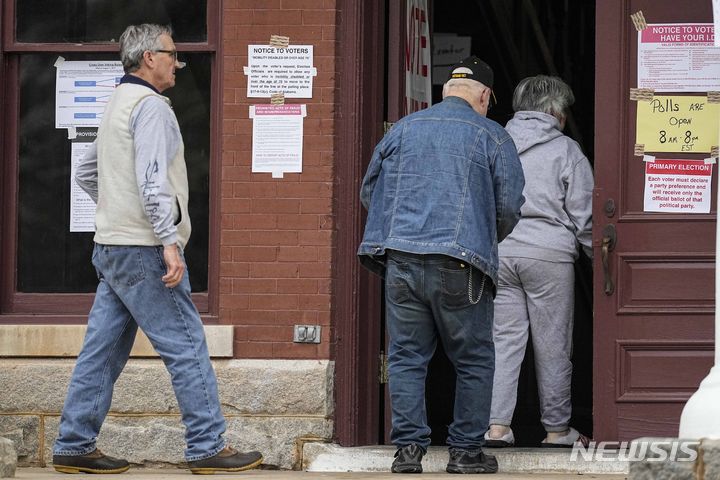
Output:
top-left (616, 341), bottom-right (714, 401)
top-left (594, 0), bottom-right (715, 441)
top-left (618, 255), bottom-right (715, 309)
top-left (617, 404), bottom-right (687, 439)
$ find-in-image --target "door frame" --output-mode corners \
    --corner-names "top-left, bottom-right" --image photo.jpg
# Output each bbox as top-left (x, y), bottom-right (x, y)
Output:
top-left (332, 0), bottom-right (386, 446)
top-left (592, 0), bottom-right (626, 442)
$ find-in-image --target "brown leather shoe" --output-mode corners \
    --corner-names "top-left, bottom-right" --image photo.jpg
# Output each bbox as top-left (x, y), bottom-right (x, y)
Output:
top-left (188, 446), bottom-right (263, 474)
top-left (53, 448), bottom-right (130, 474)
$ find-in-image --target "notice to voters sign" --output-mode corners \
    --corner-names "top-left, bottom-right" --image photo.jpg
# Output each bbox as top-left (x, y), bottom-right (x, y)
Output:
top-left (637, 23), bottom-right (720, 92)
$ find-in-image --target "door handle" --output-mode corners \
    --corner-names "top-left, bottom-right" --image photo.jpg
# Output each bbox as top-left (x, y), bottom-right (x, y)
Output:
top-left (601, 224), bottom-right (617, 295)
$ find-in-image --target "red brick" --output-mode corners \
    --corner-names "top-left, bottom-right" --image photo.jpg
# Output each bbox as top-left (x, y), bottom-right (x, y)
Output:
top-left (222, 199), bottom-right (252, 214)
top-left (221, 231), bottom-right (252, 246)
top-left (322, 25), bottom-right (336, 40)
top-left (251, 198), bottom-right (301, 214)
top-left (220, 278), bottom-right (233, 295)
top-left (223, 134), bottom-right (252, 151)
top-left (276, 214), bottom-right (319, 230)
top-left (298, 262), bottom-right (331, 278)
top-left (224, 10), bottom-right (254, 26)
top-left (272, 342), bottom-right (326, 359)
top-left (276, 182), bottom-right (332, 198)
top-left (233, 279), bottom-right (277, 294)
top-left (222, 166), bottom-right (250, 181)
top-left (298, 230), bottom-right (331, 246)
top-left (318, 215), bottom-right (333, 230)
top-left (240, 310), bottom-right (278, 324)
top-left (281, 0), bottom-right (325, 8)
top-left (250, 263), bottom-right (299, 278)
top-left (222, 153), bottom-right (235, 166)
top-left (232, 246), bottom-right (278, 262)
top-left (276, 310), bottom-right (319, 324)
top-left (298, 167), bottom-right (333, 182)
top-left (234, 183), bottom-right (277, 198)
top-left (250, 231), bottom-right (299, 246)
top-left (236, 325), bottom-right (293, 342)
top-left (234, 341), bottom-right (275, 358)
top-left (300, 198), bottom-right (332, 214)
top-left (220, 263), bottom-right (250, 278)
top-left (249, 294), bottom-right (299, 310)
top-left (299, 294), bottom-right (331, 310)
top-left (277, 246), bottom-right (318, 262)
top-left (277, 278), bottom-right (318, 294)
top-left (304, 135), bottom-right (334, 152)
top-left (318, 247), bottom-right (332, 262)
top-left (317, 311), bottom-right (331, 325)
top-left (318, 279), bottom-right (331, 294)
top-left (234, 214), bottom-right (278, 229)
top-left (222, 294), bottom-right (249, 309)
top-left (227, 0), bottom-right (281, 8)
top-left (301, 9), bottom-right (336, 25)
top-left (253, 10), bottom-right (302, 25)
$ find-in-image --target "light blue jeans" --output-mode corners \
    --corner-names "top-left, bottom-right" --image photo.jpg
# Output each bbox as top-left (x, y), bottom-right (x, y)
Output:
top-left (53, 244), bottom-right (226, 461)
top-left (385, 250), bottom-right (495, 451)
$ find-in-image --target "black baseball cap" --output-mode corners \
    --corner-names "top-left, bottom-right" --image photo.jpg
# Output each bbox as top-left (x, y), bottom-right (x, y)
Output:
top-left (448, 55), bottom-right (494, 88)
top-left (447, 55), bottom-right (496, 107)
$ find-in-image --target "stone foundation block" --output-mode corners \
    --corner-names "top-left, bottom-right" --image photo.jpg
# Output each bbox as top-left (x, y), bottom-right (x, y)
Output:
top-left (628, 438), bottom-right (699, 480)
top-left (43, 414), bottom-right (331, 469)
top-left (0, 359), bottom-right (333, 416)
top-left (0, 437), bottom-right (16, 478)
top-left (0, 417), bottom-right (39, 465)
top-left (700, 438), bottom-right (720, 479)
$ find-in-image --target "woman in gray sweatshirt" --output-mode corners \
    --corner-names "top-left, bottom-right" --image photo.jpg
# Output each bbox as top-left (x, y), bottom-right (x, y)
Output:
top-left (484, 76), bottom-right (593, 448)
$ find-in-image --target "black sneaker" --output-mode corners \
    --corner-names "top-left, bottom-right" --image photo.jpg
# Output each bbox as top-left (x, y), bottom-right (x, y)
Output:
top-left (446, 447), bottom-right (498, 474)
top-left (391, 443), bottom-right (424, 473)
top-left (53, 449), bottom-right (130, 474)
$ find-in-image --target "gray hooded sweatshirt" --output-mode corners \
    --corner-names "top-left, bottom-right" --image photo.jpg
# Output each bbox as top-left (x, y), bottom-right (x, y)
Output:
top-left (500, 111), bottom-right (593, 262)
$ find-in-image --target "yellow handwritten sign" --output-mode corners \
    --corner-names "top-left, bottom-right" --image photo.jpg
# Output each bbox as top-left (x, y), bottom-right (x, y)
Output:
top-left (636, 96), bottom-right (719, 153)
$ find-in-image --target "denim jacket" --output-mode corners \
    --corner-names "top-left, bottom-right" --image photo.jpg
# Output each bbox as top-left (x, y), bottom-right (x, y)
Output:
top-left (357, 96), bottom-right (525, 288)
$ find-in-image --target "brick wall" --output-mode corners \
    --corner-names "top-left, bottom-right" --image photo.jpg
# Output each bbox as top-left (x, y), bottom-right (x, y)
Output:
top-left (222, 0), bottom-right (337, 359)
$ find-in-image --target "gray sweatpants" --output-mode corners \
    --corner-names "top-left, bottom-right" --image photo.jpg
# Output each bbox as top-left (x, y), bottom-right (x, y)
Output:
top-left (489, 257), bottom-right (575, 433)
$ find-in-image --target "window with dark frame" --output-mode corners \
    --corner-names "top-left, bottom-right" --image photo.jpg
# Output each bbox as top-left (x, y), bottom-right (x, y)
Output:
top-left (0, 0), bottom-right (218, 316)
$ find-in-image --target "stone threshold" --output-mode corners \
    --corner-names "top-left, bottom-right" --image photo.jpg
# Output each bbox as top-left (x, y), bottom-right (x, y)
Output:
top-left (302, 443), bottom-right (629, 474)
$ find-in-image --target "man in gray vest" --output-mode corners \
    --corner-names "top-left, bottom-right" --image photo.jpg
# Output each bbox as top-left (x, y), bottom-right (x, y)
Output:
top-left (52, 24), bottom-right (263, 475)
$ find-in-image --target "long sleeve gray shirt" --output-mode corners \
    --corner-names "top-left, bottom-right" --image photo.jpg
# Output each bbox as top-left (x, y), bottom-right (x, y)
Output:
top-left (499, 111), bottom-right (593, 262)
top-left (75, 94), bottom-right (182, 246)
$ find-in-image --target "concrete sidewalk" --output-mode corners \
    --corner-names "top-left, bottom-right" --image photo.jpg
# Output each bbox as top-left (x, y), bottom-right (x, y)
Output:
top-left (15, 468), bottom-right (628, 479)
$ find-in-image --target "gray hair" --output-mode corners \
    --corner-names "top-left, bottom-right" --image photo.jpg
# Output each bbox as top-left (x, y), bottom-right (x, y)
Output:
top-left (512, 75), bottom-right (575, 116)
top-left (119, 24), bottom-right (173, 73)
top-left (442, 78), bottom-right (488, 99)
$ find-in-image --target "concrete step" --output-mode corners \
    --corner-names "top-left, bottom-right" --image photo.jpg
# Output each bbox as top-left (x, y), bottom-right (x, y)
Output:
top-left (302, 443), bottom-right (628, 475)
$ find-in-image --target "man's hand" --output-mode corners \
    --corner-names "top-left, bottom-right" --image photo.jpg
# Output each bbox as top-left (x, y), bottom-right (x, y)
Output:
top-left (162, 244), bottom-right (185, 288)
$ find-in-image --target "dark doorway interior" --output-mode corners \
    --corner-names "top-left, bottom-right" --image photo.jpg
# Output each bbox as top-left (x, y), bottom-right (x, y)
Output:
top-left (422, 0), bottom-right (596, 447)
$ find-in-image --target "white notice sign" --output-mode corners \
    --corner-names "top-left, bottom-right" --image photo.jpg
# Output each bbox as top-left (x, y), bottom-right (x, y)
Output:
top-left (638, 23), bottom-right (720, 92)
top-left (70, 129), bottom-right (98, 232)
top-left (250, 104), bottom-right (307, 177)
top-left (246, 45), bottom-right (315, 98)
top-left (56, 59), bottom-right (124, 128)
top-left (644, 158), bottom-right (713, 213)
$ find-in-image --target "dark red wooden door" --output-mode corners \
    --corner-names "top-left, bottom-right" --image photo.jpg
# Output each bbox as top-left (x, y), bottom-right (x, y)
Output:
top-left (593, 0), bottom-right (716, 441)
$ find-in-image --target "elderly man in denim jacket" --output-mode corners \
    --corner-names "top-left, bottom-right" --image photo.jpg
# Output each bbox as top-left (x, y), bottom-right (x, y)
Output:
top-left (358, 56), bottom-right (524, 474)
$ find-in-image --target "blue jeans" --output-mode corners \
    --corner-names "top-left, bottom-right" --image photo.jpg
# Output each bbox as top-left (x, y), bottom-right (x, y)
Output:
top-left (53, 244), bottom-right (226, 461)
top-left (385, 250), bottom-right (495, 450)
